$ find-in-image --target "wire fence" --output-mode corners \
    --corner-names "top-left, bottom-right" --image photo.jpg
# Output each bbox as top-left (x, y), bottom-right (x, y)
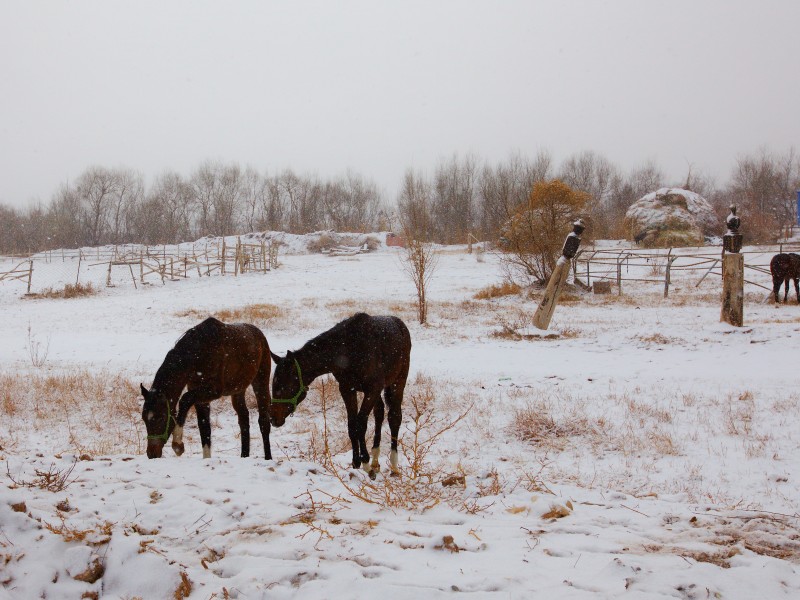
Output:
top-left (0, 237), bottom-right (280, 295)
top-left (573, 243), bottom-right (800, 298)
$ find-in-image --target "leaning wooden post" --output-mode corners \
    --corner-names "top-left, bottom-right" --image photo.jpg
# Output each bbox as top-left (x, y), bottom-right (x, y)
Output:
top-left (721, 204), bottom-right (744, 326)
top-left (533, 219), bottom-right (585, 330)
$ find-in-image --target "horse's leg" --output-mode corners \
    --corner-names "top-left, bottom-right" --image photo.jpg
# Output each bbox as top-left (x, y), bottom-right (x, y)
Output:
top-left (356, 391), bottom-right (380, 476)
top-left (196, 402), bottom-right (212, 458)
top-left (794, 277), bottom-right (799, 303)
top-left (370, 397), bottom-right (385, 475)
top-left (339, 387), bottom-right (365, 470)
top-left (785, 277), bottom-right (791, 303)
top-left (174, 387), bottom-right (218, 456)
top-left (385, 382), bottom-right (406, 476)
top-left (231, 393), bottom-right (250, 458)
top-left (252, 367), bottom-right (272, 460)
top-left (773, 276), bottom-right (782, 303)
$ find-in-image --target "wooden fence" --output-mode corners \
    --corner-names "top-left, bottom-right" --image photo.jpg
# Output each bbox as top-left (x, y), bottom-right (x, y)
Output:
top-left (0, 237), bottom-right (280, 293)
top-left (0, 260), bottom-right (33, 293)
top-left (573, 243), bottom-right (800, 297)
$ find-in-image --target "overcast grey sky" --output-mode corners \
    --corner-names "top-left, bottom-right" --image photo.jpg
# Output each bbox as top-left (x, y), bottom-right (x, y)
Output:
top-left (1, 1), bottom-right (798, 208)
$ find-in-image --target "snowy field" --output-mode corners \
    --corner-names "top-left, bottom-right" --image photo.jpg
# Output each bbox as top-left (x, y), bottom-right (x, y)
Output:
top-left (1, 237), bottom-right (800, 599)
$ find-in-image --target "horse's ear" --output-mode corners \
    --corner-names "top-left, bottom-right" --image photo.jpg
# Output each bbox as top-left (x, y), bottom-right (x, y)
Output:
top-left (140, 384), bottom-right (149, 400)
top-left (270, 351), bottom-right (281, 363)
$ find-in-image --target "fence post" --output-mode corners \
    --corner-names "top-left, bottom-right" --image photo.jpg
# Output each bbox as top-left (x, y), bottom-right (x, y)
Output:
top-left (586, 255), bottom-right (591, 288)
top-left (76, 252), bottom-right (82, 286)
top-left (221, 238), bottom-right (226, 275)
top-left (27, 260), bottom-right (33, 294)
top-left (664, 252), bottom-right (676, 298)
top-left (617, 259), bottom-right (623, 295)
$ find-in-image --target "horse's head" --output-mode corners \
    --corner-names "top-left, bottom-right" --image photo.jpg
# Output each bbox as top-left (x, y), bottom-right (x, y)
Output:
top-left (269, 351), bottom-right (307, 427)
top-left (140, 384), bottom-right (176, 458)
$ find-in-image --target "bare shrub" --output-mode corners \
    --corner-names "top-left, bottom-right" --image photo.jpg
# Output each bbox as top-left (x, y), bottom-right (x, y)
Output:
top-left (306, 233), bottom-right (337, 253)
top-left (25, 323), bottom-right (50, 368)
top-left (6, 460), bottom-right (78, 493)
top-left (303, 373), bottom-right (480, 513)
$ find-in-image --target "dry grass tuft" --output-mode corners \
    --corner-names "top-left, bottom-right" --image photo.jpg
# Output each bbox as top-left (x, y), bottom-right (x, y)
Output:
top-left (633, 333), bottom-right (683, 345)
top-left (510, 399), bottom-right (606, 450)
top-left (474, 281), bottom-right (521, 300)
top-left (176, 303), bottom-right (287, 327)
top-left (0, 370), bottom-right (142, 456)
top-left (27, 282), bottom-right (97, 300)
top-left (174, 571), bottom-right (193, 600)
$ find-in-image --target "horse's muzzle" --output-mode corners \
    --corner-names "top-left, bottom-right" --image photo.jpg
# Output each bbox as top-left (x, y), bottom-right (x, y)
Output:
top-left (146, 440), bottom-right (165, 459)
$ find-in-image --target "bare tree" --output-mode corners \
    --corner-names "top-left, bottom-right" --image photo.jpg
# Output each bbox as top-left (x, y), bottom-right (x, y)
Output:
top-left (728, 147), bottom-right (800, 241)
top-left (479, 151), bottom-right (553, 242)
top-left (397, 169), bottom-right (433, 241)
top-left (430, 154), bottom-right (478, 244)
top-left (558, 151), bottom-right (619, 239)
top-left (397, 169), bottom-right (438, 324)
top-left (241, 167), bottom-right (267, 233)
top-left (75, 167), bottom-right (113, 246)
top-left (109, 169), bottom-right (144, 244)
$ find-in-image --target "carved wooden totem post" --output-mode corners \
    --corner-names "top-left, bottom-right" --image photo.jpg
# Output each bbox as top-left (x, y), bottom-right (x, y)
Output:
top-left (720, 205), bottom-right (744, 326)
top-left (533, 219), bottom-right (585, 330)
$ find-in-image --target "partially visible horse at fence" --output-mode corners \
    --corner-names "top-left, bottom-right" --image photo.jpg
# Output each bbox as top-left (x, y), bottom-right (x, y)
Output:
top-left (770, 253), bottom-right (800, 303)
top-left (140, 317), bottom-right (273, 459)
top-left (270, 312), bottom-right (411, 479)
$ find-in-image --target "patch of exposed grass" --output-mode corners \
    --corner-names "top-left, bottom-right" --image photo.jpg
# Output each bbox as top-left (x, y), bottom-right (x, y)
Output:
top-left (0, 370), bottom-right (142, 456)
top-left (474, 281), bottom-right (521, 300)
top-left (27, 282), bottom-right (97, 300)
top-left (633, 333), bottom-right (683, 345)
top-left (176, 303), bottom-right (286, 326)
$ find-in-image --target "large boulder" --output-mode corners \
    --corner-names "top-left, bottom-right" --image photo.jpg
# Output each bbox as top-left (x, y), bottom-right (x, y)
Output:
top-left (625, 187), bottom-right (719, 247)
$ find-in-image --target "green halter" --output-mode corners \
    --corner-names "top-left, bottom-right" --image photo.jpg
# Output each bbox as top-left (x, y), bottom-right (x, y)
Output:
top-left (271, 358), bottom-right (307, 410)
top-left (147, 395), bottom-right (174, 442)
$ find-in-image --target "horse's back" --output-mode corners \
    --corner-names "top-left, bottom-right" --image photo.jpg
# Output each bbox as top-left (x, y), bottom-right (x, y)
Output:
top-left (346, 313), bottom-right (410, 385)
top-left (771, 253), bottom-right (800, 280)
top-left (180, 318), bottom-right (270, 392)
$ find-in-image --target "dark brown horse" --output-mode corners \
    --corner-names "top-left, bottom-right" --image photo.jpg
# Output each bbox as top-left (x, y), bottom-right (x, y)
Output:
top-left (270, 313), bottom-right (411, 478)
top-left (770, 253), bottom-right (800, 303)
top-left (140, 317), bottom-right (273, 460)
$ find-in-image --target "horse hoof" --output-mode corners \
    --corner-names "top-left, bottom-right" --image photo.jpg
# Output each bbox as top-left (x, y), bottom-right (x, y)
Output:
top-left (369, 469), bottom-right (377, 481)
top-left (172, 443), bottom-right (185, 456)
top-left (390, 469), bottom-right (400, 478)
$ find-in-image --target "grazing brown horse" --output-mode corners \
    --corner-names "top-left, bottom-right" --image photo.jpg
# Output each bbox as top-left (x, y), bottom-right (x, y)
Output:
top-left (770, 253), bottom-right (800, 303)
top-left (140, 317), bottom-right (273, 460)
top-left (270, 313), bottom-right (411, 478)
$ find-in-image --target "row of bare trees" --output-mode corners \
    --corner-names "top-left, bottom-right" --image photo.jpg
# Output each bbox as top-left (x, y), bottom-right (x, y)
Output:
top-left (1, 148), bottom-right (798, 254)
top-left (398, 147), bottom-right (799, 245)
top-left (0, 163), bottom-right (384, 253)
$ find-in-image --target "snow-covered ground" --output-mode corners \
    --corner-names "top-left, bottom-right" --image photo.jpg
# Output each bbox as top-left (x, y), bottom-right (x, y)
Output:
top-left (1, 239), bottom-right (799, 599)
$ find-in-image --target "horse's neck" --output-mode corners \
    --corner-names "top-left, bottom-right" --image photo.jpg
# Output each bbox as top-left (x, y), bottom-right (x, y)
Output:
top-left (152, 355), bottom-right (189, 400)
top-left (296, 336), bottom-right (336, 381)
